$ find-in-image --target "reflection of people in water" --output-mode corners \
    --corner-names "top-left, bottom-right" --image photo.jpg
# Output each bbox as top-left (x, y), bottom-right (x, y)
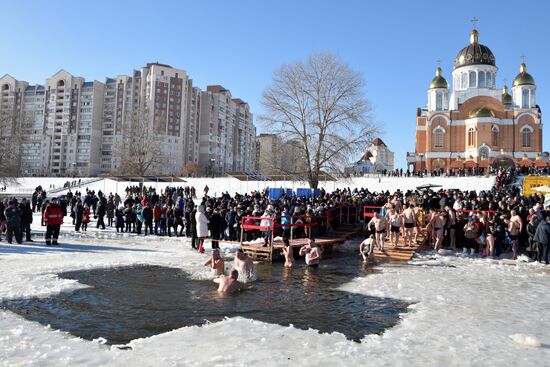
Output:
top-left (281, 238), bottom-right (295, 268)
top-left (214, 269), bottom-right (244, 293)
top-left (234, 249), bottom-right (255, 280)
top-left (204, 249), bottom-right (225, 276)
top-left (299, 238), bottom-right (320, 267)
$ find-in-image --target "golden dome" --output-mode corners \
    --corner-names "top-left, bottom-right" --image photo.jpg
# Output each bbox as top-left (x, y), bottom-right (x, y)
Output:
top-left (513, 63), bottom-right (535, 87)
top-left (429, 67), bottom-right (449, 89)
top-left (501, 85), bottom-right (513, 105)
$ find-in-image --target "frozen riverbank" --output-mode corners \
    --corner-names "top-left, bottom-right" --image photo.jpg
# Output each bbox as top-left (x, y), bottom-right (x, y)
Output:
top-left (1, 218), bottom-right (549, 366)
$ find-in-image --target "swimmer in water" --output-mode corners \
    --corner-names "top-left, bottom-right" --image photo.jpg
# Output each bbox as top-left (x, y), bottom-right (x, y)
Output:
top-left (234, 249), bottom-right (255, 280)
top-left (214, 269), bottom-right (244, 293)
top-left (204, 249), bottom-right (225, 276)
top-left (281, 238), bottom-right (295, 268)
top-left (299, 238), bottom-right (320, 267)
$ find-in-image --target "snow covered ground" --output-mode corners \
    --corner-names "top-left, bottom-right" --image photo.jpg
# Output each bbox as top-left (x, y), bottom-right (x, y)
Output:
top-left (3, 175), bottom-right (496, 199)
top-left (1, 175), bottom-right (549, 366)
top-left (0, 212), bottom-right (549, 366)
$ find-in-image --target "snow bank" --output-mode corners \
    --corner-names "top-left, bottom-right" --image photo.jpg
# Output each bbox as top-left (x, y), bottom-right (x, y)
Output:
top-left (4, 175), bottom-right (495, 199)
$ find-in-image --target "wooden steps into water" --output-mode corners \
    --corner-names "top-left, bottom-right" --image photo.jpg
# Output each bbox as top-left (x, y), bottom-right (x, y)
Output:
top-left (372, 231), bottom-right (428, 261)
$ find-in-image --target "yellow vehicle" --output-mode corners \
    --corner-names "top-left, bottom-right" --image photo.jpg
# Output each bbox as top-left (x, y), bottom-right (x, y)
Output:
top-left (522, 175), bottom-right (550, 196)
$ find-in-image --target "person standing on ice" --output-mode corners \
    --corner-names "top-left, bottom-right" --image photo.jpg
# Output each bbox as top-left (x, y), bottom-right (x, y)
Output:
top-left (4, 199), bottom-right (22, 244)
top-left (195, 204), bottom-right (210, 253)
top-left (43, 197), bottom-right (63, 246)
top-left (533, 212), bottom-right (550, 264)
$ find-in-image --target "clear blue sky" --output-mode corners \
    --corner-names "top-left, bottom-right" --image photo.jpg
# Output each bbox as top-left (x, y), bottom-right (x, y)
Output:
top-left (2, 0), bottom-right (548, 168)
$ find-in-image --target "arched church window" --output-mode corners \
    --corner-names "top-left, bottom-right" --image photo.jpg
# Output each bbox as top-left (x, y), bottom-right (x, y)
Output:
top-left (469, 71), bottom-right (477, 87)
top-left (467, 127), bottom-right (476, 147)
top-left (461, 73), bottom-right (467, 89)
top-left (491, 126), bottom-right (499, 146)
top-left (434, 126), bottom-right (445, 148)
top-left (521, 126), bottom-right (532, 147)
top-left (436, 92), bottom-right (443, 111)
top-left (522, 89), bottom-right (530, 108)
top-left (478, 71), bottom-right (486, 88)
top-left (486, 72), bottom-right (493, 88)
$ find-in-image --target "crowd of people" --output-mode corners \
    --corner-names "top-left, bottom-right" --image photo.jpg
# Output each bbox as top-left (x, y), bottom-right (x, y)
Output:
top-left (0, 168), bottom-right (549, 265)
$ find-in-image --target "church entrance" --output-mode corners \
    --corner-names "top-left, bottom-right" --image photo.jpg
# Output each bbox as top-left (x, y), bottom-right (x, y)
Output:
top-left (491, 155), bottom-right (515, 170)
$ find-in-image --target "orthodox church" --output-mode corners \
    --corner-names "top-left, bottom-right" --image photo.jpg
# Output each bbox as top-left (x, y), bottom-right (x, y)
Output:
top-left (408, 27), bottom-right (542, 173)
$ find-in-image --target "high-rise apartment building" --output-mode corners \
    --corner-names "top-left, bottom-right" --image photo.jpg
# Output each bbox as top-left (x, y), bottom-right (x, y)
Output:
top-left (0, 62), bottom-right (256, 177)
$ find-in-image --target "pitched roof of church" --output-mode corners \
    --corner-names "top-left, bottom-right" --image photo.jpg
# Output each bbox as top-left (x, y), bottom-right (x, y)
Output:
top-left (371, 138), bottom-right (386, 147)
top-left (358, 150), bottom-right (373, 162)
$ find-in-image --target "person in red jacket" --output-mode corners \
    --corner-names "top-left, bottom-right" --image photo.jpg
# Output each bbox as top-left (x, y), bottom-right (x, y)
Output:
top-left (43, 197), bottom-right (64, 246)
top-left (153, 203), bottom-right (162, 235)
top-left (82, 205), bottom-right (91, 232)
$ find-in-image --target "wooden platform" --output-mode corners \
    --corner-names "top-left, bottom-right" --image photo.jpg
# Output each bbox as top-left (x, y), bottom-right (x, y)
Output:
top-left (232, 224), bottom-right (363, 262)
top-left (371, 230), bottom-right (428, 261)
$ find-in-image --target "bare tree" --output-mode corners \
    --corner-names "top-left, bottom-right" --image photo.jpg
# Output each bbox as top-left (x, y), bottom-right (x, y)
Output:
top-left (0, 110), bottom-right (23, 184)
top-left (180, 162), bottom-right (204, 177)
top-left (261, 53), bottom-right (377, 188)
top-left (115, 105), bottom-right (165, 176)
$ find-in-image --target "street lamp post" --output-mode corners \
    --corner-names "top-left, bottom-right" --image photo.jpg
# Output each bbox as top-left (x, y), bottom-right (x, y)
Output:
top-left (210, 158), bottom-right (216, 178)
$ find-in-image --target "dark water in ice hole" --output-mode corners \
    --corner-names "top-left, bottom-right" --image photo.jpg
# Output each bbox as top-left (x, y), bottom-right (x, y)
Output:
top-left (2, 251), bottom-right (410, 345)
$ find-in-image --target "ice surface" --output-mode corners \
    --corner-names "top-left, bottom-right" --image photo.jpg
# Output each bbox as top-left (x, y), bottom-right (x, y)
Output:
top-left (0, 177), bottom-right (549, 366)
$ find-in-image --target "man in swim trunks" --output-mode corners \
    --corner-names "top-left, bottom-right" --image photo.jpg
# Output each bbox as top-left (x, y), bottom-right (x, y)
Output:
top-left (367, 212), bottom-right (387, 251)
top-left (445, 206), bottom-right (457, 250)
top-left (428, 209), bottom-right (446, 252)
top-left (299, 237), bottom-right (321, 267)
top-left (234, 249), bottom-right (255, 280)
top-left (505, 217), bottom-right (520, 260)
top-left (204, 249), bottom-right (225, 276)
top-left (388, 208), bottom-right (403, 248)
top-left (403, 203), bottom-right (417, 247)
top-left (214, 269), bottom-right (244, 293)
top-left (359, 234), bottom-right (375, 262)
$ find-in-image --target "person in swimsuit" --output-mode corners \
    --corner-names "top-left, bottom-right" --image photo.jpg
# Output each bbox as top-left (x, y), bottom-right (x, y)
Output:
top-left (388, 209), bottom-right (403, 248)
top-left (214, 269), bottom-right (244, 294)
top-left (403, 203), bottom-right (417, 247)
top-left (505, 217), bottom-right (519, 260)
top-left (204, 249), bottom-right (225, 276)
top-left (299, 237), bottom-right (320, 267)
top-left (367, 212), bottom-right (387, 251)
top-left (428, 210), bottom-right (446, 252)
top-left (359, 234), bottom-right (375, 262)
top-left (281, 238), bottom-right (295, 268)
top-left (445, 206), bottom-right (457, 250)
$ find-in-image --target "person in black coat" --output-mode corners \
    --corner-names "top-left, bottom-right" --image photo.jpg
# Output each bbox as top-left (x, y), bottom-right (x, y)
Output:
top-left (115, 207), bottom-right (125, 233)
top-left (209, 209), bottom-right (224, 249)
top-left (533, 213), bottom-right (550, 264)
top-left (19, 198), bottom-right (33, 242)
top-left (142, 204), bottom-right (153, 235)
top-left (95, 197), bottom-right (107, 230)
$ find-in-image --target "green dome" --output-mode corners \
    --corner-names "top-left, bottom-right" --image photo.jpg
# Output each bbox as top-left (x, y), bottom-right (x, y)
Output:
top-left (429, 67), bottom-right (449, 89)
top-left (501, 85), bottom-right (513, 105)
top-left (469, 107), bottom-right (495, 118)
top-left (513, 63), bottom-right (535, 87)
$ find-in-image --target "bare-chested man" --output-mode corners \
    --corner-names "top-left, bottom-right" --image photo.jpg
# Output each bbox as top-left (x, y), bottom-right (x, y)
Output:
top-left (367, 212), bottom-right (387, 251)
top-left (359, 234), bottom-right (375, 262)
top-left (391, 195), bottom-right (403, 214)
top-left (234, 249), bottom-right (255, 280)
top-left (402, 204), bottom-right (417, 247)
top-left (505, 217), bottom-right (520, 260)
top-left (510, 209), bottom-right (523, 233)
top-left (445, 206), bottom-right (457, 250)
top-left (299, 238), bottom-right (321, 267)
top-left (388, 208), bottom-right (403, 247)
top-left (428, 209), bottom-right (446, 252)
top-left (214, 269), bottom-right (244, 293)
top-left (204, 249), bottom-right (225, 276)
